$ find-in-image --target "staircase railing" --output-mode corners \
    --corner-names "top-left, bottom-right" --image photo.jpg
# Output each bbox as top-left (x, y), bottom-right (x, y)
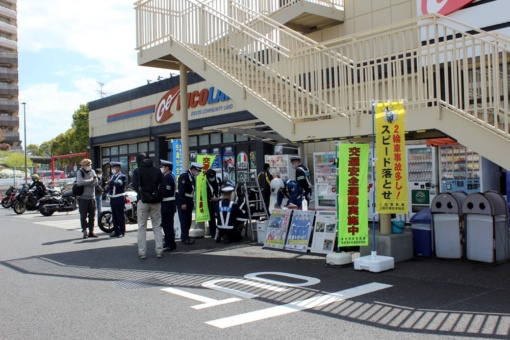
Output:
top-left (135, 0), bottom-right (510, 140)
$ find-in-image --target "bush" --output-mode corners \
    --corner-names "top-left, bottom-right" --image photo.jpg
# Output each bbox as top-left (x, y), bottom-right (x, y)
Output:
top-left (0, 143), bottom-right (11, 151)
top-left (0, 168), bottom-right (27, 179)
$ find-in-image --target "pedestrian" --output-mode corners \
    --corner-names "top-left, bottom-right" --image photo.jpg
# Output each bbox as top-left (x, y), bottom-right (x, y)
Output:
top-left (105, 162), bottom-right (126, 238)
top-left (131, 153), bottom-right (165, 259)
top-left (94, 168), bottom-right (105, 221)
top-left (205, 168), bottom-right (221, 240)
top-left (76, 159), bottom-right (98, 239)
top-left (290, 155), bottom-right (312, 204)
top-left (257, 162), bottom-right (273, 214)
top-left (177, 162), bottom-right (204, 245)
top-left (160, 159), bottom-right (177, 252)
top-left (216, 185), bottom-right (243, 244)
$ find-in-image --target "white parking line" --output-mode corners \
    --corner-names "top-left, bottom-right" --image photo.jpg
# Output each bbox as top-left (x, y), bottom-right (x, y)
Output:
top-left (206, 282), bottom-right (392, 329)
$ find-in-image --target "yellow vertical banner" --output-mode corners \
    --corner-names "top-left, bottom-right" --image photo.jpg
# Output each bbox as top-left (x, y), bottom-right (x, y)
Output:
top-left (375, 101), bottom-right (408, 214)
top-left (337, 144), bottom-right (369, 247)
top-left (195, 154), bottom-right (217, 223)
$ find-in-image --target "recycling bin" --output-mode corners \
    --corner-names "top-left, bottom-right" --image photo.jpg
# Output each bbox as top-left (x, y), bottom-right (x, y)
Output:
top-left (410, 208), bottom-right (432, 257)
top-left (431, 191), bottom-right (467, 259)
top-left (257, 220), bottom-right (268, 244)
top-left (462, 191), bottom-right (509, 263)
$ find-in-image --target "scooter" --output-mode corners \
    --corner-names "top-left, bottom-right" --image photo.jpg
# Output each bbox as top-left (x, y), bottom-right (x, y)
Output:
top-left (98, 190), bottom-right (138, 233)
top-left (38, 187), bottom-right (78, 216)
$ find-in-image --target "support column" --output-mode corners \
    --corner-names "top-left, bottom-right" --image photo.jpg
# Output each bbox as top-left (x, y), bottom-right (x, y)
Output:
top-left (180, 63), bottom-right (189, 169)
top-left (380, 213), bottom-right (391, 235)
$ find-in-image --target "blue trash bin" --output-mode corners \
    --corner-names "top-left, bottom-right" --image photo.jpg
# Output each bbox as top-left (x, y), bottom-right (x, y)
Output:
top-left (410, 208), bottom-right (432, 257)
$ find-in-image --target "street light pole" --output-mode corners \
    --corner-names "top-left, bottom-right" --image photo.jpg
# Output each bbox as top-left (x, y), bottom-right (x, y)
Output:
top-left (22, 102), bottom-right (27, 185)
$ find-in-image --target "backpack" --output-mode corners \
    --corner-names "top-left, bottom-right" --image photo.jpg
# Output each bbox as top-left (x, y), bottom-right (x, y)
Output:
top-left (137, 168), bottom-right (164, 203)
top-left (72, 169), bottom-right (85, 196)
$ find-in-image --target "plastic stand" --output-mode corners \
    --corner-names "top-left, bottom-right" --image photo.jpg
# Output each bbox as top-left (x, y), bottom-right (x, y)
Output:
top-left (353, 251), bottom-right (394, 273)
top-left (326, 252), bottom-right (353, 266)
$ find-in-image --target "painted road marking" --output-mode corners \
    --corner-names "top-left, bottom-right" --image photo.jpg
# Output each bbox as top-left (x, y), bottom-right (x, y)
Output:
top-left (161, 287), bottom-right (242, 310)
top-left (202, 278), bottom-right (288, 299)
top-left (244, 272), bottom-right (320, 287)
top-left (206, 282), bottom-right (392, 329)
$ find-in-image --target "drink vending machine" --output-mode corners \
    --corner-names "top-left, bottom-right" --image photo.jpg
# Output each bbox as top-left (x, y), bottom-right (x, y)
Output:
top-left (407, 145), bottom-right (438, 219)
top-left (313, 151), bottom-right (337, 209)
top-left (438, 145), bottom-right (499, 194)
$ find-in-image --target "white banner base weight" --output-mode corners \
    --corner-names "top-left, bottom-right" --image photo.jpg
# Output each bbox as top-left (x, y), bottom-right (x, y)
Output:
top-left (354, 251), bottom-right (394, 273)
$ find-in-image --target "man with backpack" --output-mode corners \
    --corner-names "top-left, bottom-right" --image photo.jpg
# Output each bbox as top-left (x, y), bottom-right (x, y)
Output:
top-left (131, 153), bottom-right (165, 259)
top-left (76, 159), bottom-right (99, 239)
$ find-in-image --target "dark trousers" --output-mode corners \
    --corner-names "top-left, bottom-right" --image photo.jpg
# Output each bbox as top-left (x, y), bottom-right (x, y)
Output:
top-left (207, 201), bottom-right (217, 239)
top-left (177, 202), bottom-right (193, 241)
top-left (78, 198), bottom-right (96, 233)
top-left (162, 212), bottom-right (176, 247)
top-left (111, 203), bottom-right (125, 235)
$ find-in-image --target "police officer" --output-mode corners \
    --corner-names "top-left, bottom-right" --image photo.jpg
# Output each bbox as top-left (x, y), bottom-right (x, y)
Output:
top-left (275, 178), bottom-right (303, 209)
top-left (106, 162), bottom-right (126, 238)
top-left (290, 155), bottom-right (312, 203)
top-left (205, 168), bottom-right (221, 240)
top-left (160, 159), bottom-right (177, 251)
top-left (177, 162), bottom-right (204, 245)
top-left (216, 186), bottom-right (242, 244)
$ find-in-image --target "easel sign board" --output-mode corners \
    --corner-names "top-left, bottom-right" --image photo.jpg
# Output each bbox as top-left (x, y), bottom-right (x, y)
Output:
top-left (284, 210), bottom-right (316, 252)
top-left (263, 209), bottom-right (293, 250)
top-left (310, 211), bottom-right (337, 254)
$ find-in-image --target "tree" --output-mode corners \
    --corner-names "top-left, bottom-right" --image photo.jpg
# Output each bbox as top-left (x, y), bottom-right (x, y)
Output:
top-left (26, 143), bottom-right (41, 156)
top-left (6, 152), bottom-right (33, 168)
top-left (70, 104), bottom-right (90, 153)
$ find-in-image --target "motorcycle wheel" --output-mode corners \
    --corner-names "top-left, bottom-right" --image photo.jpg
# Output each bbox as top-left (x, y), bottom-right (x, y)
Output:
top-left (98, 211), bottom-right (114, 233)
top-left (12, 201), bottom-right (26, 215)
top-left (39, 203), bottom-right (55, 217)
top-left (1, 197), bottom-right (12, 209)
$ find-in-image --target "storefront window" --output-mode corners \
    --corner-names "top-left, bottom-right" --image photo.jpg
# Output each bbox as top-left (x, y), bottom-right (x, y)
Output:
top-left (223, 133), bottom-right (234, 143)
top-left (199, 134), bottom-right (209, 146)
top-left (102, 148), bottom-right (110, 157)
top-left (110, 146), bottom-right (119, 156)
top-left (129, 143), bottom-right (137, 154)
top-left (211, 133), bottom-right (221, 144)
top-left (236, 135), bottom-right (248, 142)
top-left (138, 142), bottom-right (148, 153)
top-left (189, 136), bottom-right (198, 147)
top-left (119, 145), bottom-right (128, 155)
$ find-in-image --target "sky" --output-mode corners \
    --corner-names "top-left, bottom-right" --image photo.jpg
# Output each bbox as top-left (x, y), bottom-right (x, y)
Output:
top-left (18, 0), bottom-right (171, 147)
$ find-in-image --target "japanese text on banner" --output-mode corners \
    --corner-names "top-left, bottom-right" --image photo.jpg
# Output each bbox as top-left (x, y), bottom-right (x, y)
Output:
top-left (195, 154), bottom-right (217, 222)
top-left (337, 144), bottom-right (369, 247)
top-left (375, 102), bottom-right (408, 214)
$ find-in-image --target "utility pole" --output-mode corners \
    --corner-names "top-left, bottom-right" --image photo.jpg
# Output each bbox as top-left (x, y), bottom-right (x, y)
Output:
top-left (97, 81), bottom-right (107, 98)
top-left (22, 102), bottom-right (27, 184)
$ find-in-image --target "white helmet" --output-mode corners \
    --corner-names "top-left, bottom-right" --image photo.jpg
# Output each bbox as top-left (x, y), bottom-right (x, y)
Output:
top-left (270, 178), bottom-right (284, 194)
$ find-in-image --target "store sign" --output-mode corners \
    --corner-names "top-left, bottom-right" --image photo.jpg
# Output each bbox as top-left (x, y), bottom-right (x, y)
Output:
top-left (237, 151), bottom-right (249, 170)
top-left (418, 0), bottom-right (474, 16)
top-left (155, 85), bottom-right (231, 124)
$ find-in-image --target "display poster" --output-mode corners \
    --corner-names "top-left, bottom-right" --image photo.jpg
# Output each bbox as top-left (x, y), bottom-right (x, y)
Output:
top-left (171, 140), bottom-right (183, 177)
top-left (337, 144), bottom-right (369, 247)
top-left (223, 146), bottom-right (235, 183)
top-left (211, 147), bottom-right (222, 171)
top-left (375, 101), bottom-right (408, 214)
top-left (249, 151), bottom-right (257, 170)
top-left (314, 152), bottom-right (337, 208)
top-left (310, 211), bottom-right (337, 254)
top-left (265, 155), bottom-right (294, 181)
top-left (195, 154), bottom-right (217, 223)
top-left (284, 210), bottom-right (316, 252)
top-left (263, 209), bottom-right (293, 249)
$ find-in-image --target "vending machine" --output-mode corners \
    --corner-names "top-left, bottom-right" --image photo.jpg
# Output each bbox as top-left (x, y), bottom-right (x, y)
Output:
top-left (407, 145), bottom-right (438, 219)
top-left (438, 145), bottom-right (499, 194)
top-left (313, 151), bottom-right (337, 209)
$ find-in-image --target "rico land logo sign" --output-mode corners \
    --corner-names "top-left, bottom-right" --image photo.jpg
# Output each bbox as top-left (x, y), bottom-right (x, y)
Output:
top-left (419, 0), bottom-right (474, 16)
top-left (155, 85), bottom-right (231, 124)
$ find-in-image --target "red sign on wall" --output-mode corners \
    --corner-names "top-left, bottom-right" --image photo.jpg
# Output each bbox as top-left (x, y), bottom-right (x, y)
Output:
top-left (419, 0), bottom-right (475, 16)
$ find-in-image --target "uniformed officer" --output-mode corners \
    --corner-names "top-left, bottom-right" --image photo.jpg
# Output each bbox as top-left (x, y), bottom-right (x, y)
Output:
top-left (205, 168), bottom-right (221, 240)
top-left (177, 162), bottom-right (204, 245)
top-left (106, 161), bottom-right (126, 238)
top-left (216, 186), bottom-right (243, 244)
top-left (160, 159), bottom-right (177, 251)
top-left (290, 155), bottom-right (312, 203)
top-left (275, 178), bottom-right (303, 209)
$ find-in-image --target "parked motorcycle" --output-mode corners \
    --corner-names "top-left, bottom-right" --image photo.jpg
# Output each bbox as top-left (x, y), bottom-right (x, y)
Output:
top-left (98, 190), bottom-right (138, 233)
top-left (11, 187), bottom-right (42, 214)
top-left (2, 185), bottom-right (21, 209)
top-left (38, 187), bottom-right (78, 216)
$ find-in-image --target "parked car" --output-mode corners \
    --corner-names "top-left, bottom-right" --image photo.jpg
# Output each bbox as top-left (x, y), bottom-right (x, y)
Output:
top-left (38, 170), bottom-right (67, 180)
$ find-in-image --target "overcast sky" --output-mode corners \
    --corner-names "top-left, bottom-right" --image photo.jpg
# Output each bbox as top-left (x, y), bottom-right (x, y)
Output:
top-left (18, 0), bottom-right (170, 147)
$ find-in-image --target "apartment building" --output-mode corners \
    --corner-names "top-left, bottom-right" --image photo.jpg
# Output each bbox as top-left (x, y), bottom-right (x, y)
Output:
top-left (0, 0), bottom-right (18, 149)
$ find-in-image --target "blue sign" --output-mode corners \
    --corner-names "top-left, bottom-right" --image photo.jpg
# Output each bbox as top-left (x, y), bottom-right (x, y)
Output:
top-left (172, 140), bottom-right (183, 177)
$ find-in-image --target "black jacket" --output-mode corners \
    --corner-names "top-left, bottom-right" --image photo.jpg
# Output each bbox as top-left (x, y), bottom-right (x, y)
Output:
top-left (131, 158), bottom-right (164, 203)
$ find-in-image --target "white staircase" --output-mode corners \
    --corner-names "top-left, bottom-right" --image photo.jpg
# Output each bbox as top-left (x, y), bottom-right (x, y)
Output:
top-left (135, 0), bottom-right (510, 171)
